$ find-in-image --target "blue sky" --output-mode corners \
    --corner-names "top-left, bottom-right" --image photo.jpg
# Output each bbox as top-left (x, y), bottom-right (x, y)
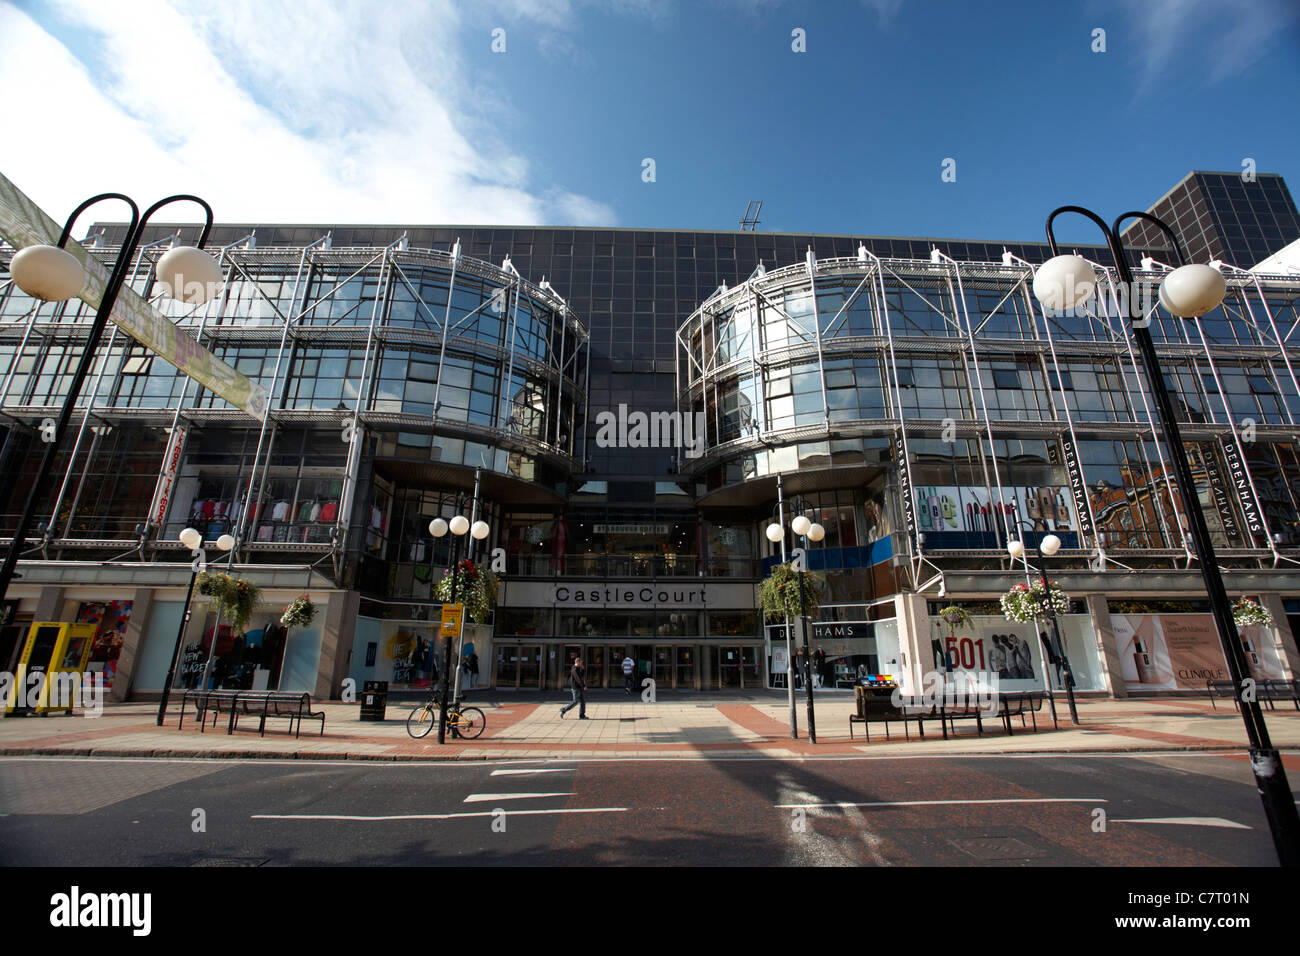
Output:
top-left (2, 0), bottom-right (1298, 249)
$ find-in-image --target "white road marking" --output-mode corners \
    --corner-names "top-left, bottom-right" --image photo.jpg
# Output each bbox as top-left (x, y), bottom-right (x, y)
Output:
top-left (1111, 817), bottom-right (1251, 829)
top-left (251, 807), bottom-right (627, 821)
top-left (490, 768), bottom-right (575, 776)
top-left (463, 792), bottom-right (571, 803)
top-left (775, 797), bottom-right (1107, 809)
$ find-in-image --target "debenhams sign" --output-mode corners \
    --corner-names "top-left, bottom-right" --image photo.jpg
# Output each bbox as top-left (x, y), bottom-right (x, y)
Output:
top-left (504, 580), bottom-right (756, 609)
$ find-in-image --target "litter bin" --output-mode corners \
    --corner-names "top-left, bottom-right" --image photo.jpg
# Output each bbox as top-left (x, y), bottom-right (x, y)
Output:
top-left (359, 680), bottom-right (388, 721)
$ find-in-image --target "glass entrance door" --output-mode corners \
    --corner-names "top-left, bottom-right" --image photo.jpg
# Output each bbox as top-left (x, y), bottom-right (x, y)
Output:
top-left (676, 646), bottom-right (696, 689)
top-left (588, 645), bottom-right (607, 688)
top-left (719, 646), bottom-right (741, 688)
top-left (496, 645), bottom-right (519, 688)
top-left (519, 645), bottom-right (542, 689)
top-left (741, 646), bottom-right (762, 687)
top-left (653, 646), bottom-right (673, 688)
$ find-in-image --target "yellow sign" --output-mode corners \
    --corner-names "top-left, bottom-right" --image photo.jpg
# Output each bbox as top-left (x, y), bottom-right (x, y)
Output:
top-left (5, 622), bottom-right (97, 714)
top-left (440, 604), bottom-right (464, 635)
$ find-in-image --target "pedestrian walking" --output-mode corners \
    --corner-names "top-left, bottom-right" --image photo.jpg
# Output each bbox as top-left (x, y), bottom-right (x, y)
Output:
top-left (468, 652), bottom-right (479, 690)
top-left (621, 653), bottom-right (635, 694)
top-left (560, 657), bottom-right (588, 719)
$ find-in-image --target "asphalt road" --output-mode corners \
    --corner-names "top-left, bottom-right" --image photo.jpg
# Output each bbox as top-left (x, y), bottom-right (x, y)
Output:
top-left (0, 752), bottom-right (1284, 866)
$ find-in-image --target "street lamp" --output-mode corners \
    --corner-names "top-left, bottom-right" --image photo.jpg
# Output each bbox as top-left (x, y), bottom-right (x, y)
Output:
top-left (0, 192), bottom-right (218, 607)
top-left (156, 527), bottom-right (232, 725)
top-left (430, 509), bottom-right (489, 743)
top-left (1034, 205), bottom-right (1299, 865)
top-left (1006, 531), bottom-right (1077, 725)
top-left (767, 510), bottom-right (825, 743)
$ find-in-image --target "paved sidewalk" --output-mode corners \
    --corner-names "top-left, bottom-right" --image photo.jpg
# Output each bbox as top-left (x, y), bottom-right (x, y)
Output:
top-left (0, 691), bottom-right (1297, 761)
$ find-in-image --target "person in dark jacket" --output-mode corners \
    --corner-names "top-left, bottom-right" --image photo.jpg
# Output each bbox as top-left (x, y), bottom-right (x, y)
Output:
top-left (560, 658), bottom-right (588, 719)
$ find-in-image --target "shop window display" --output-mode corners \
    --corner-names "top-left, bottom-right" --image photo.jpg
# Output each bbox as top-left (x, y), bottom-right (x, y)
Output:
top-left (75, 601), bottom-right (132, 689)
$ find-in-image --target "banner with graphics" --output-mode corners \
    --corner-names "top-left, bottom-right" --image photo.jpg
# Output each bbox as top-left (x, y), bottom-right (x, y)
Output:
top-left (927, 614), bottom-right (1101, 692)
top-left (1110, 613), bottom-right (1286, 691)
top-left (0, 172), bottom-right (268, 419)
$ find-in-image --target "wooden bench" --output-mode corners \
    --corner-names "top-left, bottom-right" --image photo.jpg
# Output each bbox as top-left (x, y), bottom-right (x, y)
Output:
top-left (1207, 678), bottom-right (1300, 711)
top-left (179, 689), bottom-right (325, 738)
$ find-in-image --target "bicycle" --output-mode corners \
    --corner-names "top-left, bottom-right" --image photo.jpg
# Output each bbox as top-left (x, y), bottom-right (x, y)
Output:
top-left (406, 696), bottom-right (485, 740)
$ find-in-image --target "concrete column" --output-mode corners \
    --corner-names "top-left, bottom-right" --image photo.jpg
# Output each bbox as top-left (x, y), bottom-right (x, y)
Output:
top-left (34, 587), bottom-right (64, 621)
top-left (318, 590), bottom-right (359, 700)
top-left (1260, 594), bottom-right (1299, 680)
top-left (113, 589), bottom-right (154, 703)
top-left (892, 591), bottom-right (929, 695)
top-left (1087, 594), bottom-right (1127, 699)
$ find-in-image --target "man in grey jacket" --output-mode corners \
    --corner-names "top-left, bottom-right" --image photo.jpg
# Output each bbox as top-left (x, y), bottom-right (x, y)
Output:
top-left (560, 658), bottom-right (588, 719)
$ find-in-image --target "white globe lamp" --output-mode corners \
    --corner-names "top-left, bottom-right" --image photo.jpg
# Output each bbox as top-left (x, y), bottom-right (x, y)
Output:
top-left (9, 245), bottom-right (85, 302)
top-left (1158, 264), bottom-right (1227, 318)
top-left (155, 245), bottom-right (223, 304)
top-left (1033, 255), bottom-right (1096, 312)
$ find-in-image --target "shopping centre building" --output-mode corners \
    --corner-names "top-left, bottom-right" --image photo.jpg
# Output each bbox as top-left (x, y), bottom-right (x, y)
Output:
top-left (3, 169), bottom-right (1300, 700)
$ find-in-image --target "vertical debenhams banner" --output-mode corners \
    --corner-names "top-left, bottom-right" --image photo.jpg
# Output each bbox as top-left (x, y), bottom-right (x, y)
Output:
top-left (0, 172), bottom-right (269, 419)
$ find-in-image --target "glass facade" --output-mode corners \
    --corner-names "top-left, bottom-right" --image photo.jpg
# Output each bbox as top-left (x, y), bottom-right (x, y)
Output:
top-left (3, 169), bottom-right (1300, 697)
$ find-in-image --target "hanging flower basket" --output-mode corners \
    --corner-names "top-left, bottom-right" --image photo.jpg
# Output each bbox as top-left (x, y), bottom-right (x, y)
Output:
top-left (436, 558), bottom-right (500, 624)
top-left (1000, 579), bottom-right (1069, 623)
top-left (196, 571), bottom-right (261, 635)
top-left (938, 605), bottom-right (973, 630)
top-left (759, 562), bottom-right (824, 622)
top-left (1232, 597), bottom-right (1273, 629)
top-left (281, 595), bottom-right (318, 629)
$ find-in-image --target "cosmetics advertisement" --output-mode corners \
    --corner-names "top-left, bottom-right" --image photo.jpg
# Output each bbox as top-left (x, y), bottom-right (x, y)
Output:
top-left (1111, 614), bottom-right (1287, 691)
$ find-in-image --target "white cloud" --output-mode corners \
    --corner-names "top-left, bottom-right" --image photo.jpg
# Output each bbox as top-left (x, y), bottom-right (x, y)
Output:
top-left (1127, 0), bottom-right (1300, 96)
top-left (0, 0), bottom-right (617, 228)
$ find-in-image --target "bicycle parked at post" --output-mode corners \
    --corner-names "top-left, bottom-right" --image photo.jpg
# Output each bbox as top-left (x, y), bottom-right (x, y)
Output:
top-left (406, 694), bottom-right (485, 740)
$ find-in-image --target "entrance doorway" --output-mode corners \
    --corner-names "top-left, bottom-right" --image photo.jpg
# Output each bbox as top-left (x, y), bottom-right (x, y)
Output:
top-left (710, 645), bottom-right (763, 689)
top-left (495, 644), bottom-right (543, 689)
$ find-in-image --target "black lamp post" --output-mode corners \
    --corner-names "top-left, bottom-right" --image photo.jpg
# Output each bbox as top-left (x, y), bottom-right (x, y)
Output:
top-left (156, 527), bottom-right (233, 725)
top-left (767, 509), bottom-right (824, 743)
top-left (1033, 205), bottom-right (1300, 865)
top-left (429, 506), bottom-right (490, 744)
top-left (1, 193), bottom-right (218, 605)
top-left (1007, 532), bottom-right (1077, 725)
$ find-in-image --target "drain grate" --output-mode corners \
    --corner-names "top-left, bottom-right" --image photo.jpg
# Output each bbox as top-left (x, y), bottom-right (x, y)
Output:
top-left (190, 858), bottom-right (269, 867)
top-left (619, 717), bottom-right (638, 722)
top-left (946, 836), bottom-right (1048, 861)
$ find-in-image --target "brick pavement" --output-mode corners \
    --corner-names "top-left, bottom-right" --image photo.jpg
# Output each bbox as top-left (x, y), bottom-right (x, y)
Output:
top-left (0, 692), bottom-right (1296, 760)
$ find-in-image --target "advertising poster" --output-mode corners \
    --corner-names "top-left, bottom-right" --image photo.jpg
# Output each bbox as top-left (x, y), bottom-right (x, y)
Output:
top-left (1111, 614), bottom-right (1286, 691)
top-left (928, 614), bottom-right (1100, 692)
top-left (379, 621), bottom-right (440, 690)
top-left (75, 601), bottom-right (133, 690)
top-left (912, 485), bottom-right (1075, 536)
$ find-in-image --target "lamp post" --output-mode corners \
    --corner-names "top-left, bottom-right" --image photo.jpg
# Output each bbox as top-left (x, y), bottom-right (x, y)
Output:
top-left (429, 510), bottom-right (489, 743)
top-left (156, 527), bottom-right (232, 725)
top-left (767, 510), bottom-right (825, 744)
top-left (766, 502), bottom-right (797, 738)
top-left (1007, 533), bottom-right (1077, 725)
top-left (1, 193), bottom-right (219, 606)
top-left (1033, 205), bottom-right (1300, 865)
top-left (198, 532), bottom-right (238, 690)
